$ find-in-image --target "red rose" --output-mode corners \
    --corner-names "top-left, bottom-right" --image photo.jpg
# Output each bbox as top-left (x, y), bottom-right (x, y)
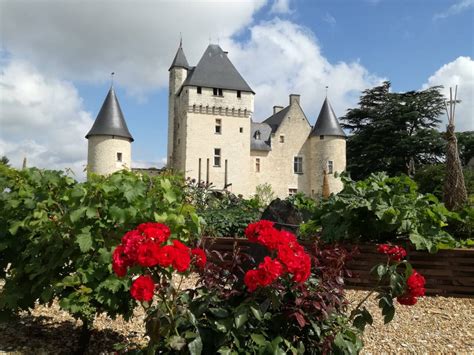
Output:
top-left (121, 229), bottom-right (144, 263)
top-left (245, 220), bottom-right (274, 243)
top-left (191, 248), bottom-right (207, 269)
top-left (397, 294), bottom-right (417, 305)
top-left (155, 245), bottom-right (175, 268)
top-left (130, 275), bottom-right (155, 302)
top-left (137, 222), bottom-right (171, 244)
top-left (407, 271), bottom-right (425, 290)
top-left (171, 240), bottom-right (191, 272)
top-left (112, 244), bottom-right (129, 277)
top-left (259, 257), bottom-right (283, 282)
top-left (244, 269), bottom-right (260, 292)
top-left (137, 241), bottom-right (161, 267)
top-left (377, 244), bottom-right (391, 254)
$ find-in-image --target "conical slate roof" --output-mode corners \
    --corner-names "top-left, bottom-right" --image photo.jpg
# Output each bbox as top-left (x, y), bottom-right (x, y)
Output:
top-left (86, 87), bottom-right (134, 141)
top-left (310, 98), bottom-right (346, 138)
top-left (169, 43), bottom-right (189, 70)
top-left (182, 44), bottom-right (254, 93)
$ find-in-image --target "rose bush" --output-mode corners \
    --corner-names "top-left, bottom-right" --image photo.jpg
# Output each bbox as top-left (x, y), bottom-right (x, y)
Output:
top-left (116, 221), bottom-right (425, 354)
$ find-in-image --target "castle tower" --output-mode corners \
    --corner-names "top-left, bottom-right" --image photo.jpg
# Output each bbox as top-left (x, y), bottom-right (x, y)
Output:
top-left (86, 87), bottom-right (134, 176)
top-left (168, 43), bottom-right (255, 194)
top-left (309, 97), bottom-right (346, 195)
top-left (168, 41), bottom-right (189, 168)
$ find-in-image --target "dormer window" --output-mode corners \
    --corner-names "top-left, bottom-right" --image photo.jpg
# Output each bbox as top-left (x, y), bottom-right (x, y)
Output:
top-left (197, 86), bottom-right (202, 94)
top-left (255, 130), bottom-right (261, 140)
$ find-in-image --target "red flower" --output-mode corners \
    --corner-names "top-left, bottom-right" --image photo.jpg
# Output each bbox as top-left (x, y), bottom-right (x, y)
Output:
top-left (245, 220), bottom-right (274, 243)
top-left (397, 269), bottom-right (426, 306)
top-left (137, 241), bottom-right (161, 267)
top-left (277, 243), bottom-right (311, 283)
top-left (377, 244), bottom-right (407, 261)
top-left (122, 229), bottom-right (144, 263)
top-left (191, 248), bottom-right (207, 269)
top-left (130, 275), bottom-right (155, 302)
top-left (172, 249), bottom-right (191, 272)
top-left (112, 244), bottom-right (129, 277)
top-left (244, 269), bottom-right (260, 292)
top-left (155, 245), bottom-right (175, 268)
top-left (137, 222), bottom-right (171, 244)
top-left (397, 294), bottom-right (417, 305)
top-left (259, 257), bottom-right (284, 281)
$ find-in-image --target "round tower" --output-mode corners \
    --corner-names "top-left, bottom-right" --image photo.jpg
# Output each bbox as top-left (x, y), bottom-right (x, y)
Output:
top-left (168, 40), bottom-right (189, 169)
top-left (309, 97), bottom-right (346, 196)
top-left (86, 87), bottom-right (134, 176)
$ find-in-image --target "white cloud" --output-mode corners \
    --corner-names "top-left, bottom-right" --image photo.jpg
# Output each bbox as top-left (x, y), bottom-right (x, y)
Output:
top-left (223, 19), bottom-right (384, 122)
top-left (1, 0), bottom-right (267, 97)
top-left (433, 0), bottom-right (474, 20)
top-left (423, 56), bottom-right (474, 132)
top-left (0, 60), bottom-right (93, 179)
top-left (132, 159), bottom-right (166, 169)
top-left (270, 0), bottom-right (293, 14)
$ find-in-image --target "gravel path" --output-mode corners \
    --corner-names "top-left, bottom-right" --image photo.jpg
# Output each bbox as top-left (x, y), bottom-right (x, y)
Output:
top-left (0, 288), bottom-right (472, 354)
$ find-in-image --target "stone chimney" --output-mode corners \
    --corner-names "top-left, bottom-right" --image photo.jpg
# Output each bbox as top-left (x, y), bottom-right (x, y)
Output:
top-left (273, 106), bottom-right (284, 114)
top-left (289, 94), bottom-right (300, 106)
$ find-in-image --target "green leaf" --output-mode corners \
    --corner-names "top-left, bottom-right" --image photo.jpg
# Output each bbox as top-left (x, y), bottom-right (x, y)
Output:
top-left (76, 228), bottom-right (93, 252)
top-left (250, 305), bottom-right (263, 321)
top-left (251, 333), bottom-right (267, 346)
top-left (188, 336), bottom-right (202, 355)
top-left (234, 308), bottom-right (248, 329)
top-left (8, 221), bottom-right (24, 235)
top-left (70, 207), bottom-right (87, 223)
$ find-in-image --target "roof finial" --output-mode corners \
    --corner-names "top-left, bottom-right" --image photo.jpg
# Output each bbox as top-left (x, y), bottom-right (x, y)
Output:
top-left (111, 72), bottom-right (115, 88)
top-left (325, 85), bottom-right (328, 97)
top-left (179, 32), bottom-right (182, 47)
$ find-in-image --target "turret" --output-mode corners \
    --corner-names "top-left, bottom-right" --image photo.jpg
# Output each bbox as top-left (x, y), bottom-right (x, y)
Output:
top-left (309, 97), bottom-right (346, 196)
top-left (168, 41), bottom-right (189, 168)
top-left (86, 87), bottom-right (133, 176)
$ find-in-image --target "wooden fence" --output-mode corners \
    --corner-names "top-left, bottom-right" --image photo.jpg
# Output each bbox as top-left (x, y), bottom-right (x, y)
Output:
top-left (201, 237), bottom-right (474, 298)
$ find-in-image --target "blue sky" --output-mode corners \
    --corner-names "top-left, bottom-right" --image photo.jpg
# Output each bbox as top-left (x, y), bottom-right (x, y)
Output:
top-left (1, 0), bottom-right (473, 178)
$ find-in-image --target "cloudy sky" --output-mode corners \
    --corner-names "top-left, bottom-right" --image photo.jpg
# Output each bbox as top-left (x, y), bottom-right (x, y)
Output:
top-left (1, 0), bottom-right (473, 179)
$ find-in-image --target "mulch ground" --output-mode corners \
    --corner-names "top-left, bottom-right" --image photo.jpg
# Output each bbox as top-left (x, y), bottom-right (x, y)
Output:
top-left (0, 287), bottom-right (473, 354)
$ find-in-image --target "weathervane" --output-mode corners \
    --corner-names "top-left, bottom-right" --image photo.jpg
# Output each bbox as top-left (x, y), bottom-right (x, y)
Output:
top-left (111, 72), bottom-right (115, 87)
top-left (325, 86), bottom-right (329, 97)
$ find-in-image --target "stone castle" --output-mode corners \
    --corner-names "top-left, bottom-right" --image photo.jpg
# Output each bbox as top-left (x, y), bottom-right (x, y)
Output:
top-left (86, 43), bottom-right (347, 198)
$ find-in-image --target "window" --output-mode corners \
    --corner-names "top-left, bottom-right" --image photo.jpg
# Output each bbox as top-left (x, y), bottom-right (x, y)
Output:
top-left (255, 130), bottom-right (261, 140)
top-left (215, 119), bottom-right (222, 134)
top-left (213, 88), bottom-right (223, 96)
top-left (256, 158), bottom-right (260, 172)
top-left (213, 88), bottom-right (218, 96)
top-left (239, 127), bottom-right (243, 133)
top-left (327, 160), bottom-right (334, 174)
top-left (320, 135), bottom-right (325, 140)
top-left (197, 86), bottom-right (202, 94)
top-left (289, 188), bottom-right (298, 196)
top-left (116, 152), bottom-right (123, 162)
top-left (280, 135), bottom-right (285, 143)
top-left (219, 88), bottom-right (223, 96)
top-left (237, 90), bottom-right (241, 98)
top-left (294, 156), bottom-right (303, 174)
top-left (214, 148), bottom-right (221, 167)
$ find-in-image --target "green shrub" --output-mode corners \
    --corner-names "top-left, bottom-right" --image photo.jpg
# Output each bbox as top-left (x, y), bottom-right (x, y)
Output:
top-left (0, 166), bottom-right (201, 334)
top-left (302, 172), bottom-right (461, 252)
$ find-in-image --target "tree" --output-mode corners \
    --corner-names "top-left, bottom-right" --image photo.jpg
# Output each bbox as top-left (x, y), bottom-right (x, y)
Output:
top-left (456, 131), bottom-right (474, 166)
top-left (341, 81), bottom-right (445, 180)
top-left (0, 156), bottom-right (9, 166)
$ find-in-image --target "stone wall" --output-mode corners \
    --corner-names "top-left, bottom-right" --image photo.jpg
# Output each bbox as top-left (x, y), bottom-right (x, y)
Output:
top-left (87, 135), bottom-right (131, 175)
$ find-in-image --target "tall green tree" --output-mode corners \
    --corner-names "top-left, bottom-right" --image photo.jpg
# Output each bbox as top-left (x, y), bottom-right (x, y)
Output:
top-left (341, 81), bottom-right (445, 180)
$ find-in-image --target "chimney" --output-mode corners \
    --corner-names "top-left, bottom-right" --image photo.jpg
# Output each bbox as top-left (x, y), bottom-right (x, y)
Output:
top-left (289, 94), bottom-right (300, 106)
top-left (273, 106), bottom-right (284, 114)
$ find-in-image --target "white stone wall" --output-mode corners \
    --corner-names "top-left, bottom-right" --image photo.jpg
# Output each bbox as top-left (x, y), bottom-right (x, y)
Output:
top-left (177, 86), bottom-right (254, 195)
top-left (309, 136), bottom-right (346, 196)
top-left (87, 135), bottom-right (131, 175)
top-left (249, 98), bottom-right (313, 198)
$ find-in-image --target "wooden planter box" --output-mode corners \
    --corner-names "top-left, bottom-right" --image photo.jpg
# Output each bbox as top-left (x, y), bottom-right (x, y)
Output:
top-left (201, 237), bottom-right (474, 298)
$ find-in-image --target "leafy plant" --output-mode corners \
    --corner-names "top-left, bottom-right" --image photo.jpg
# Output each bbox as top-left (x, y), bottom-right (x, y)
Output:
top-left (302, 172), bottom-right (461, 252)
top-left (0, 166), bottom-right (201, 352)
top-left (255, 183), bottom-right (275, 208)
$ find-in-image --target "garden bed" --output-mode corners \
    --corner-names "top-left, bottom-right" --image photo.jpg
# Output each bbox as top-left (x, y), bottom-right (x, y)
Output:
top-left (0, 289), bottom-right (472, 354)
top-left (201, 237), bottom-right (474, 297)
